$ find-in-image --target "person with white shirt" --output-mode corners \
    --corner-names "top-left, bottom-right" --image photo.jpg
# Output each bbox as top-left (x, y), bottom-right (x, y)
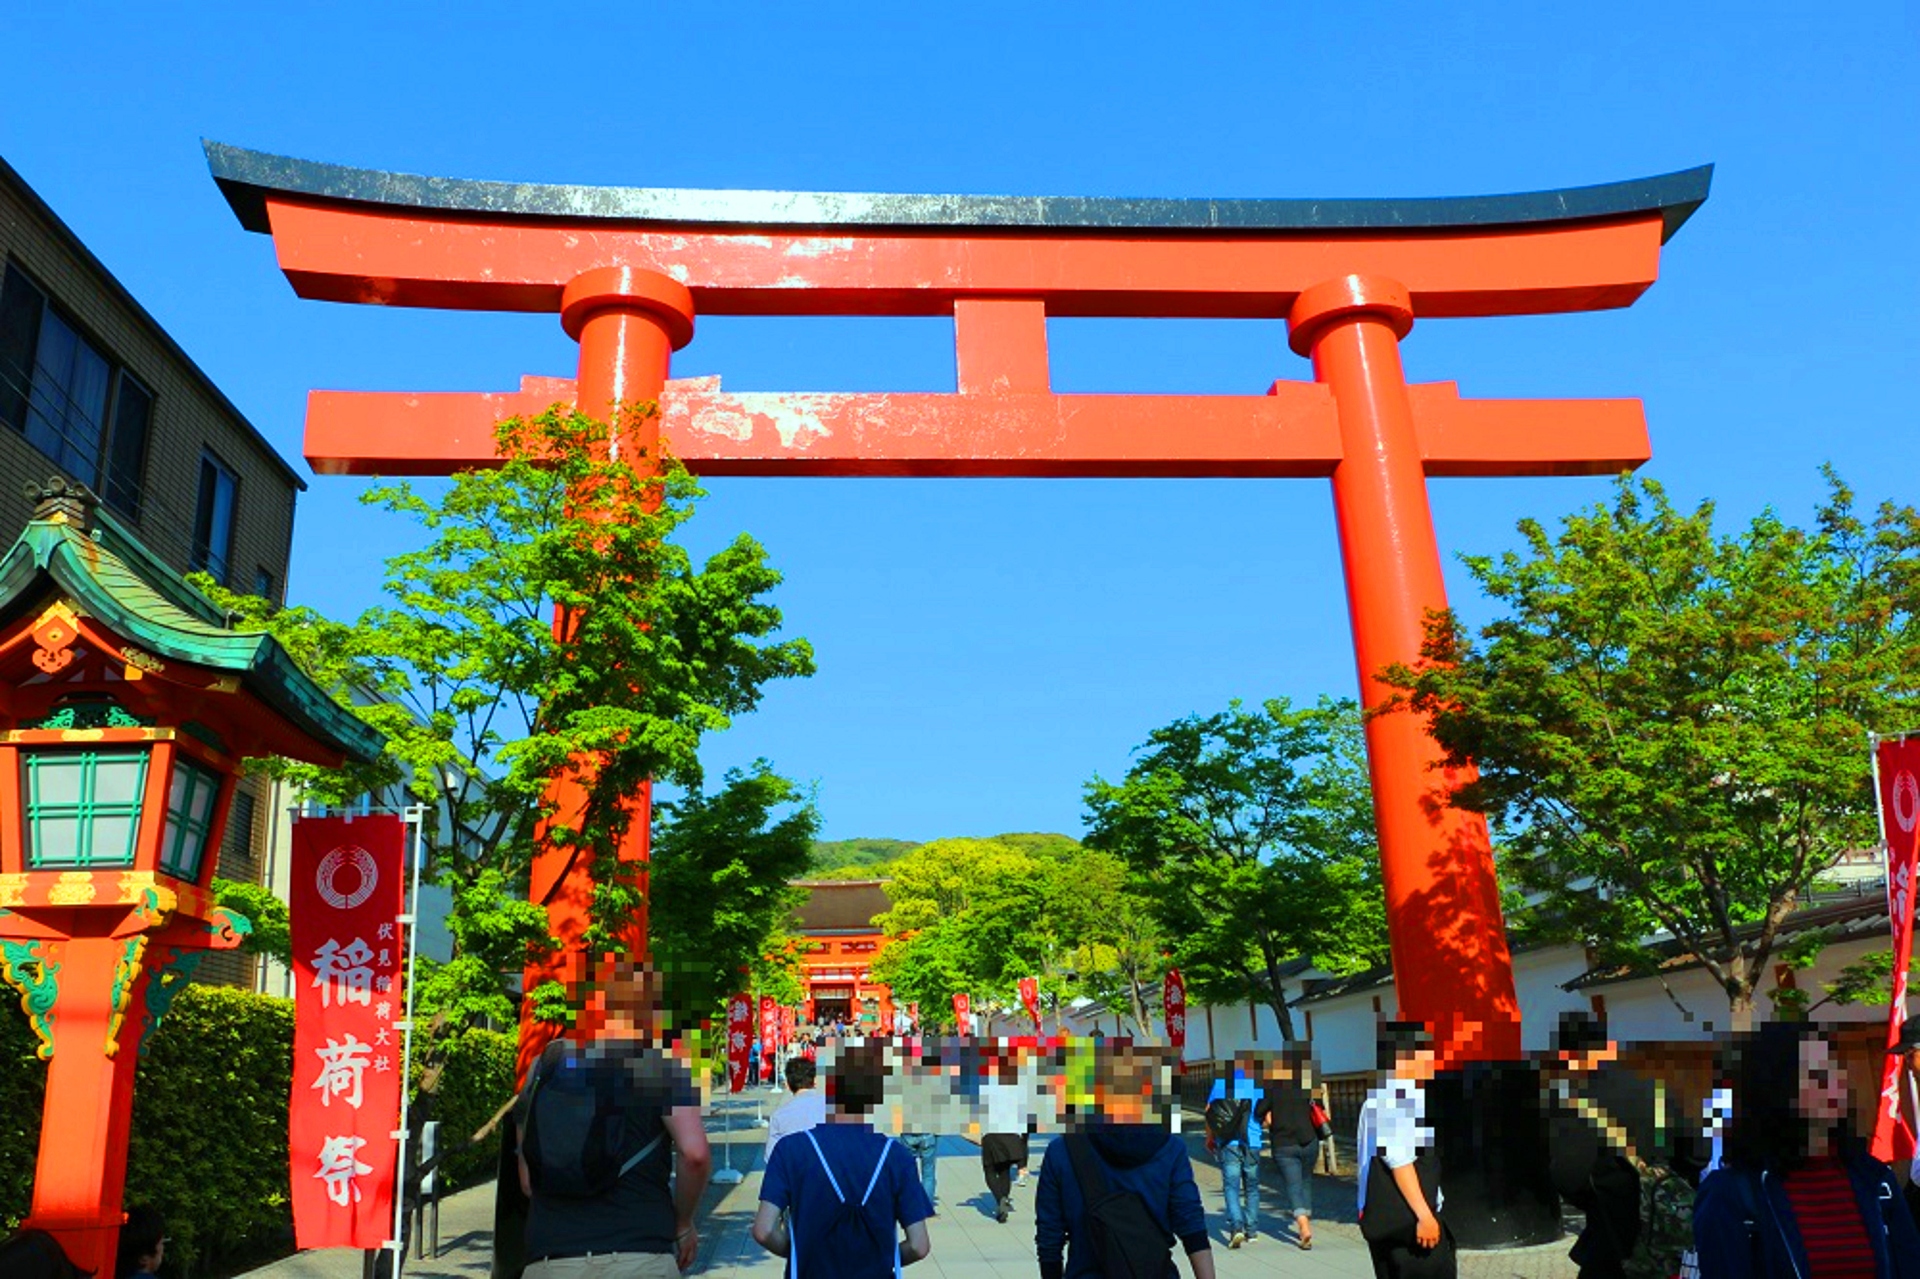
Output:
top-left (979, 1046), bottom-right (1036, 1223)
top-left (765, 1055), bottom-right (828, 1163)
top-left (1355, 1022), bottom-right (1452, 1279)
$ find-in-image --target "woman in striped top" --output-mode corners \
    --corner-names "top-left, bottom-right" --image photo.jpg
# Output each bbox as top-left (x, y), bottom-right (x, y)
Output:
top-left (1693, 1023), bottom-right (1920, 1279)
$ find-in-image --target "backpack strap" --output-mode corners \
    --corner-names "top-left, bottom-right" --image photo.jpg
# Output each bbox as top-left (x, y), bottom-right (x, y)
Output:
top-left (804, 1130), bottom-right (848, 1203)
top-left (618, 1130), bottom-right (665, 1179)
top-left (1064, 1135), bottom-right (1111, 1200)
top-left (859, 1137), bottom-right (895, 1208)
top-left (516, 1040), bottom-right (569, 1153)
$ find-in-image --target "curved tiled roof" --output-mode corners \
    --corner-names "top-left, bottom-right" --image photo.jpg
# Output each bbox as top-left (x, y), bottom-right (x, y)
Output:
top-left (0, 502), bottom-right (384, 763)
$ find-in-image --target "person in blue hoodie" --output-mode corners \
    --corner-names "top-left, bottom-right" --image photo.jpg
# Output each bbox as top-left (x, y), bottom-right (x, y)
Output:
top-left (1034, 1042), bottom-right (1216, 1279)
top-left (1693, 1022), bottom-right (1920, 1279)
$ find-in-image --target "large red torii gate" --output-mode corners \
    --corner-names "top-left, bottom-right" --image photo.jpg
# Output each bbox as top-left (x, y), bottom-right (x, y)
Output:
top-left (207, 142), bottom-right (1710, 1070)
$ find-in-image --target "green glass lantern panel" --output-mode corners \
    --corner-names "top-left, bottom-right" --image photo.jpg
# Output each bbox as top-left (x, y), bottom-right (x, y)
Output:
top-left (22, 749), bottom-right (149, 868)
top-left (158, 758), bottom-right (222, 882)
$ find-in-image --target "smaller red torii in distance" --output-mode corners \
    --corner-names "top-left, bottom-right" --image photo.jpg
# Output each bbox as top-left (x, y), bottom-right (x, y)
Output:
top-left (208, 143), bottom-right (1710, 1069)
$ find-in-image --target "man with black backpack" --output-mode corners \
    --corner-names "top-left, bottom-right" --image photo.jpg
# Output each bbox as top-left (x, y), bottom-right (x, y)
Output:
top-left (514, 968), bottom-right (713, 1278)
top-left (1034, 1042), bottom-right (1216, 1279)
top-left (1203, 1052), bottom-right (1264, 1248)
top-left (751, 1039), bottom-right (934, 1278)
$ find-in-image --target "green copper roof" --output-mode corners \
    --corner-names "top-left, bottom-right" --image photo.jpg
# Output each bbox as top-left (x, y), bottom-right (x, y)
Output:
top-left (0, 503), bottom-right (385, 764)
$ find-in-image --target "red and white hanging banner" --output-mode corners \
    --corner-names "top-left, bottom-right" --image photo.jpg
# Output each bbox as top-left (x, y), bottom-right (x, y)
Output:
top-left (726, 992), bottom-right (753, 1093)
top-left (1163, 969), bottom-right (1187, 1050)
top-left (780, 1004), bottom-right (795, 1047)
top-left (952, 991), bottom-right (972, 1034)
top-left (1874, 735), bottom-right (1920, 1163)
top-left (1017, 976), bottom-right (1043, 1031)
top-left (759, 995), bottom-right (778, 1082)
top-left (289, 815), bottom-right (408, 1250)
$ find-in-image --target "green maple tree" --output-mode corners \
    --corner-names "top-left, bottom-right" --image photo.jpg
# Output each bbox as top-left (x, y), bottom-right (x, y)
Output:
top-left (1383, 472), bottom-right (1920, 1024)
top-left (196, 405), bottom-right (815, 1027)
top-left (1082, 696), bottom-right (1388, 1042)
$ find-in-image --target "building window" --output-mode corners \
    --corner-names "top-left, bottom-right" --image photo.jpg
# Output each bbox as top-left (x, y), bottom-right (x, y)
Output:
top-left (0, 263), bottom-right (152, 519)
top-left (159, 757), bottom-right (222, 882)
top-left (253, 567), bottom-right (276, 602)
top-left (191, 452), bottom-right (238, 583)
top-left (21, 749), bottom-right (149, 868)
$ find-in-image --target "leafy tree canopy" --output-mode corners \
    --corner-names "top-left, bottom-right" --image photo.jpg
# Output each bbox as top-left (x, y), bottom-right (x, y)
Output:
top-left (1083, 696), bottom-right (1388, 1041)
top-left (650, 763), bottom-right (819, 1030)
top-left (1383, 472), bottom-right (1920, 1022)
top-left (869, 834), bottom-right (1166, 1034)
top-left (195, 406), bottom-right (815, 1028)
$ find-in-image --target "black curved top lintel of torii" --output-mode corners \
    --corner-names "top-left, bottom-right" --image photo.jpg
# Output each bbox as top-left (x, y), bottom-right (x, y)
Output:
top-left (204, 140), bottom-right (1711, 245)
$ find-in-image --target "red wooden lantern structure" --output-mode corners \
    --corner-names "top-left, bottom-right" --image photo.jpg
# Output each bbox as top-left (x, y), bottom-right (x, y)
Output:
top-left (0, 479), bottom-right (384, 1271)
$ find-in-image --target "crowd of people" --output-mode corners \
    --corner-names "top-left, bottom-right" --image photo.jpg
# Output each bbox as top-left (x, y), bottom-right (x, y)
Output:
top-left (12, 992), bottom-right (1920, 1279)
top-left (501, 995), bottom-right (1920, 1279)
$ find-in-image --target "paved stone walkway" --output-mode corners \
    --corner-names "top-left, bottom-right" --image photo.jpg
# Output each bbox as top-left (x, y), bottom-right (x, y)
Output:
top-left (245, 1091), bottom-right (1577, 1279)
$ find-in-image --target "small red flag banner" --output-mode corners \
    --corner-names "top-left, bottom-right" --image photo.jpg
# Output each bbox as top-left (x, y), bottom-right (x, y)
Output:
top-left (1163, 969), bottom-right (1188, 1050)
top-left (726, 992), bottom-right (753, 1094)
top-left (1873, 736), bottom-right (1920, 1164)
top-left (289, 815), bottom-right (408, 1250)
top-left (759, 995), bottom-right (778, 1082)
top-left (1018, 976), bottom-right (1042, 1030)
top-left (952, 991), bottom-right (972, 1033)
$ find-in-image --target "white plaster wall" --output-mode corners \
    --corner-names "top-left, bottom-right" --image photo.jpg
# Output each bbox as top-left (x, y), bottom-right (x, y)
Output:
top-left (1586, 934), bottom-right (1894, 1045)
top-left (1514, 947), bottom-right (1599, 1052)
top-left (1301, 990), bottom-right (1386, 1075)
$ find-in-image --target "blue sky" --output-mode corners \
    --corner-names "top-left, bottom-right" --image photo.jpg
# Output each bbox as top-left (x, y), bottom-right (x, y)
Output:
top-left (4, 4), bottom-right (1914, 841)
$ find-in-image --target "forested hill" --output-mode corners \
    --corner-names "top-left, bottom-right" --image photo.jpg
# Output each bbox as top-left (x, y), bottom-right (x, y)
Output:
top-left (807, 838), bottom-right (918, 878)
top-left (806, 833), bottom-right (1083, 879)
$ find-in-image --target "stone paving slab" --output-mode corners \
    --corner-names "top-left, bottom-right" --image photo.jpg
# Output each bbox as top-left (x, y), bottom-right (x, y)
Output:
top-left (244, 1092), bottom-right (1577, 1279)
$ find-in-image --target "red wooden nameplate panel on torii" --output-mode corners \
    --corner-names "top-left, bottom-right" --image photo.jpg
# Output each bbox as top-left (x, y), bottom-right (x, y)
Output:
top-left (207, 143), bottom-right (1711, 1072)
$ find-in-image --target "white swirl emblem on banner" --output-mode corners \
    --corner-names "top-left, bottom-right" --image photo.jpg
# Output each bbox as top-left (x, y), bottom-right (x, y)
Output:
top-left (1895, 771), bottom-right (1920, 835)
top-left (316, 846), bottom-right (379, 911)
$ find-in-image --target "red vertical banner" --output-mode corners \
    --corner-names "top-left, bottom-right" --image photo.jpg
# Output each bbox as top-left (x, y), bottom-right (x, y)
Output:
top-left (1874, 736), bottom-right (1920, 1163)
top-left (288, 815), bottom-right (408, 1250)
top-left (780, 1004), bottom-right (795, 1047)
top-left (1163, 969), bottom-right (1187, 1050)
top-left (952, 992), bottom-right (972, 1034)
top-left (726, 992), bottom-right (752, 1093)
top-left (759, 995), bottom-right (778, 1082)
top-left (1017, 976), bottom-right (1042, 1031)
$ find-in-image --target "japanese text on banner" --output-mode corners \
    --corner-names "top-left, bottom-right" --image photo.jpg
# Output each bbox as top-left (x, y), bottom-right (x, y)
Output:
top-left (288, 816), bottom-right (408, 1250)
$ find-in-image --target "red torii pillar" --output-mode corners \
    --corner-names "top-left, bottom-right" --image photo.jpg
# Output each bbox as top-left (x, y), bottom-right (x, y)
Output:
top-left (205, 143), bottom-right (1710, 1074)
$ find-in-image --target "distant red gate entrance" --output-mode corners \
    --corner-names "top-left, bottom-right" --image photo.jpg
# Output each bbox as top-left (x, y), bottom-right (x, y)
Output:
top-left (206, 143), bottom-right (1709, 1073)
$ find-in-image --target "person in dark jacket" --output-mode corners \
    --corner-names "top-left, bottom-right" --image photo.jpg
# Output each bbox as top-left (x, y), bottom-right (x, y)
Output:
top-left (1543, 1012), bottom-right (1651, 1279)
top-left (1034, 1043), bottom-right (1217, 1279)
top-left (1259, 1047), bottom-right (1323, 1250)
top-left (1694, 1022), bottom-right (1920, 1279)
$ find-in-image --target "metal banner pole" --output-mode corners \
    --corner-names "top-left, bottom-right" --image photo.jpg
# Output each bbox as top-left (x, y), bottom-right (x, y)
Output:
top-left (712, 1097), bottom-right (742, 1184)
top-left (387, 805), bottom-right (428, 1278)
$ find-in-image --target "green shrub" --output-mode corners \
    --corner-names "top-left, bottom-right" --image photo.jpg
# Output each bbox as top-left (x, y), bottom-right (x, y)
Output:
top-left (416, 1027), bottom-right (517, 1190)
top-left (126, 985), bottom-right (295, 1275)
top-left (0, 983), bottom-right (517, 1276)
top-left (0, 988), bottom-right (47, 1235)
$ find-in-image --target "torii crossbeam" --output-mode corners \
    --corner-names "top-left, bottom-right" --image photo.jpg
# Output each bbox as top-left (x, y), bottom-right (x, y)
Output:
top-left (207, 142), bottom-right (1710, 1070)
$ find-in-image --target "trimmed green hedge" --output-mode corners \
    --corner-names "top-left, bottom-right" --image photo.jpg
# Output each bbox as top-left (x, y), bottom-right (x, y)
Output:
top-left (0, 984), bottom-right (516, 1276)
top-left (416, 1026), bottom-right (519, 1189)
